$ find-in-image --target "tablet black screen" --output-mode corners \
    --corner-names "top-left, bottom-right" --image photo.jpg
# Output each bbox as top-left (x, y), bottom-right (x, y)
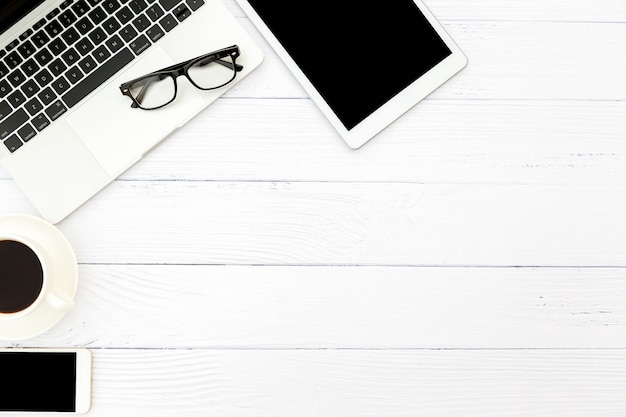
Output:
top-left (246, 0), bottom-right (452, 130)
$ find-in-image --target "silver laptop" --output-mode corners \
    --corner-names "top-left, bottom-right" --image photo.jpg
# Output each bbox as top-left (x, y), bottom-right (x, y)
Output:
top-left (0, 0), bottom-right (263, 223)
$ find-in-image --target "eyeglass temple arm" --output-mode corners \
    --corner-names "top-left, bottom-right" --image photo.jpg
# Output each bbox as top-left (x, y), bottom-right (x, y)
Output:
top-left (194, 55), bottom-right (243, 72)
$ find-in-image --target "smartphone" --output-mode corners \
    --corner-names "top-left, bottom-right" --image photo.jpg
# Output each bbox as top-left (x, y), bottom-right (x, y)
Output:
top-left (0, 349), bottom-right (91, 414)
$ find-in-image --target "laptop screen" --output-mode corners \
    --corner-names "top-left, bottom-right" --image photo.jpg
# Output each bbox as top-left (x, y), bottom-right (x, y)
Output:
top-left (0, 0), bottom-right (46, 36)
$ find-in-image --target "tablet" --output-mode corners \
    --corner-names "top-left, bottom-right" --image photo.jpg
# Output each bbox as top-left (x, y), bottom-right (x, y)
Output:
top-left (235, 0), bottom-right (468, 148)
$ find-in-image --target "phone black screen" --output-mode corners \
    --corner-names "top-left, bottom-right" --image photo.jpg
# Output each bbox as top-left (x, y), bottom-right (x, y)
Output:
top-left (246, 0), bottom-right (452, 130)
top-left (0, 352), bottom-right (77, 412)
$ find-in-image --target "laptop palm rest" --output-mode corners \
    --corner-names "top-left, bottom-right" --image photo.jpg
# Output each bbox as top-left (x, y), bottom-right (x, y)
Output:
top-left (66, 46), bottom-right (205, 177)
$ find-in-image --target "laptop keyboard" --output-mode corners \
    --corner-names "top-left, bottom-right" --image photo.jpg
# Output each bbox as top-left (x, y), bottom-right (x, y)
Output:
top-left (0, 0), bottom-right (205, 154)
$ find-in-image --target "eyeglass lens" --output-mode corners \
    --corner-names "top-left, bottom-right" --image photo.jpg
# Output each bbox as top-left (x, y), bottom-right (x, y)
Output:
top-left (128, 75), bottom-right (176, 110)
top-left (127, 54), bottom-right (237, 109)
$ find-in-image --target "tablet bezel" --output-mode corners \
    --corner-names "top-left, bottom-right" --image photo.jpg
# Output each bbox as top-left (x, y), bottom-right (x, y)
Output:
top-left (236, 0), bottom-right (467, 149)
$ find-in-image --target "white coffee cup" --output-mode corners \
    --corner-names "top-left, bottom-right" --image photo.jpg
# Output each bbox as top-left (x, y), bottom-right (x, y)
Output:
top-left (0, 233), bottom-right (75, 321)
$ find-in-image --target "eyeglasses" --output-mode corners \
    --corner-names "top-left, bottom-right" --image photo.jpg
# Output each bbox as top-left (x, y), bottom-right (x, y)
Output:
top-left (119, 45), bottom-right (243, 110)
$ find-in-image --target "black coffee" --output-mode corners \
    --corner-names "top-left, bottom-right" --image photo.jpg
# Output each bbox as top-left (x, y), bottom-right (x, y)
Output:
top-left (0, 240), bottom-right (44, 314)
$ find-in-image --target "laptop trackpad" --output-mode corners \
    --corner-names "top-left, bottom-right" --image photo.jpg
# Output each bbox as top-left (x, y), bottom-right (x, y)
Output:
top-left (66, 46), bottom-right (205, 176)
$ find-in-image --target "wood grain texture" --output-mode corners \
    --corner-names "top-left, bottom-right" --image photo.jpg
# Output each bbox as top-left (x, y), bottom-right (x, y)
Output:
top-left (126, 99), bottom-right (626, 184)
top-left (42, 181), bottom-right (626, 267)
top-left (15, 349), bottom-right (626, 417)
top-left (1, 0), bottom-right (625, 416)
top-left (15, 265), bottom-right (626, 349)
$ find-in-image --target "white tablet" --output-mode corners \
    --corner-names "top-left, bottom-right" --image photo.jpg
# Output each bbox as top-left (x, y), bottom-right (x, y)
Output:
top-left (235, 0), bottom-right (468, 148)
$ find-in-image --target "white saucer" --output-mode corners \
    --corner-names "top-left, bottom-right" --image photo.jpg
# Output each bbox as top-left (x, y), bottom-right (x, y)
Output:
top-left (0, 214), bottom-right (78, 341)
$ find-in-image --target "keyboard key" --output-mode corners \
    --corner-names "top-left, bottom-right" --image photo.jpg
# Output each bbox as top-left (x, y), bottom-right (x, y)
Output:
top-left (6, 40), bottom-right (19, 52)
top-left (116, 6), bottom-right (133, 24)
top-left (159, 0), bottom-right (179, 11)
top-left (33, 19), bottom-right (47, 30)
top-left (34, 68), bottom-right (53, 87)
top-left (0, 62), bottom-right (9, 78)
top-left (63, 47), bottom-right (134, 108)
top-left (38, 87), bottom-right (57, 105)
top-left (62, 27), bottom-right (81, 45)
top-left (5, 51), bottom-right (23, 69)
top-left (18, 41), bottom-right (36, 58)
top-left (146, 4), bottom-right (164, 21)
top-left (7, 91), bottom-right (26, 108)
top-left (20, 29), bottom-right (33, 42)
top-left (34, 49), bottom-right (53, 66)
top-left (0, 108), bottom-right (28, 139)
top-left (89, 6), bottom-right (108, 23)
top-left (0, 81), bottom-right (10, 98)
top-left (103, 0), bottom-right (121, 13)
top-left (65, 66), bottom-right (84, 84)
top-left (129, 0), bottom-right (148, 13)
top-left (186, 0), bottom-right (204, 11)
top-left (45, 21), bottom-right (64, 37)
top-left (17, 124), bottom-right (37, 142)
top-left (93, 45), bottom-right (112, 63)
top-left (173, 4), bottom-right (190, 21)
top-left (62, 48), bottom-right (80, 65)
top-left (79, 55), bottom-right (97, 73)
top-left (132, 14), bottom-right (151, 31)
top-left (145, 24), bottom-right (164, 42)
top-left (130, 34), bottom-right (150, 55)
top-left (0, 101), bottom-right (11, 120)
top-left (59, 10), bottom-right (78, 27)
top-left (21, 80), bottom-right (41, 97)
top-left (25, 97), bottom-right (44, 115)
top-left (106, 35), bottom-right (123, 53)
top-left (89, 27), bottom-right (107, 45)
top-left (76, 17), bottom-right (94, 35)
top-left (103, 16), bottom-right (122, 34)
top-left (119, 24), bottom-right (138, 42)
top-left (71, 0), bottom-right (91, 17)
top-left (32, 113), bottom-right (51, 132)
top-left (46, 8), bottom-right (61, 20)
top-left (50, 59), bottom-right (67, 77)
top-left (76, 38), bottom-right (95, 54)
top-left (8, 69), bottom-right (26, 88)
top-left (32, 30), bottom-right (51, 47)
top-left (3, 134), bottom-right (23, 153)
top-left (159, 14), bottom-right (178, 32)
top-left (49, 38), bottom-right (67, 55)
top-left (52, 77), bottom-right (71, 95)
top-left (22, 58), bottom-right (39, 77)
top-left (45, 100), bottom-right (68, 121)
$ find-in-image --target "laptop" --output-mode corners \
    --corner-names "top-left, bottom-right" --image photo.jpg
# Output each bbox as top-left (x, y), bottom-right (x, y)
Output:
top-left (0, 0), bottom-right (263, 224)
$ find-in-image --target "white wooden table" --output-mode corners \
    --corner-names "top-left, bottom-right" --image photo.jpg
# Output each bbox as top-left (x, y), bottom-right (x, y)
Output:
top-left (2, 0), bottom-right (626, 415)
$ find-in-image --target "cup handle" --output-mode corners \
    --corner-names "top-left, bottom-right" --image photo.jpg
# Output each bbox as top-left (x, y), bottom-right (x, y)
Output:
top-left (46, 292), bottom-right (75, 312)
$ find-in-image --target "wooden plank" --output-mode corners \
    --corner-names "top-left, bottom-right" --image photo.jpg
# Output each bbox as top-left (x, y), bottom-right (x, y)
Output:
top-left (39, 349), bottom-right (626, 417)
top-left (122, 99), bottom-right (626, 184)
top-left (424, 0), bottom-right (626, 22)
top-left (45, 181), bottom-right (626, 267)
top-left (22, 265), bottom-right (626, 349)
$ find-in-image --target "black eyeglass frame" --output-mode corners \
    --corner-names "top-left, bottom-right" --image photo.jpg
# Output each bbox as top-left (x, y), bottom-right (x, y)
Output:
top-left (119, 45), bottom-right (243, 110)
